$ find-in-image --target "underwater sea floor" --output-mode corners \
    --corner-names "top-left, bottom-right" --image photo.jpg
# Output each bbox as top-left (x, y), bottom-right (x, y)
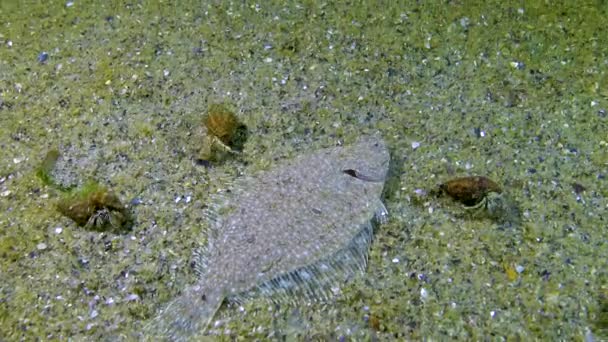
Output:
top-left (0, 1), bottom-right (606, 340)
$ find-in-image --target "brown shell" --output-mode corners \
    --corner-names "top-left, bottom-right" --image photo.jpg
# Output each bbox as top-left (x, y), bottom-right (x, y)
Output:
top-left (204, 104), bottom-right (239, 145)
top-left (56, 187), bottom-right (130, 231)
top-left (440, 176), bottom-right (502, 206)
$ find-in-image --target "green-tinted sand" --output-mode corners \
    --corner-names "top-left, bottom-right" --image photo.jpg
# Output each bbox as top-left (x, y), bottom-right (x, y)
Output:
top-left (0, 1), bottom-right (606, 340)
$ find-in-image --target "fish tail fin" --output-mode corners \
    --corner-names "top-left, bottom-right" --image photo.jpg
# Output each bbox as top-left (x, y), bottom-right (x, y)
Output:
top-left (144, 283), bottom-right (223, 341)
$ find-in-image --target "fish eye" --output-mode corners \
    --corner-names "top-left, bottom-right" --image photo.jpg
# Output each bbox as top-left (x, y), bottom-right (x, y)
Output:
top-left (343, 169), bottom-right (359, 178)
top-left (343, 168), bottom-right (384, 182)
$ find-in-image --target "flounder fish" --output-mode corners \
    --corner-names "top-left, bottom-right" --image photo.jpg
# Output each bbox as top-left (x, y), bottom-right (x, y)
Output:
top-left (146, 134), bottom-right (390, 340)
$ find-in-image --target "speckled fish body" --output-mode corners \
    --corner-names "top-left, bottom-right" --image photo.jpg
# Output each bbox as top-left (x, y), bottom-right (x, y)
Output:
top-left (146, 134), bottom-right (390, 340)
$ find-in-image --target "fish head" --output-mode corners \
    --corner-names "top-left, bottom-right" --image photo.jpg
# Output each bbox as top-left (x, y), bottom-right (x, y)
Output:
top-left (337, 134), bottom-right (390, 183)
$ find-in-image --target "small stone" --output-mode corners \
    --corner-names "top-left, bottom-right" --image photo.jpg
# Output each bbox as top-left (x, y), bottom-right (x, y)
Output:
top-left (420, 287), bottom-right (428, 300)
top-left (36, 243), bottom-right (47, 250)
top-left (37, 52), bottom-right (49, 63)
top-left (0, 190), bottom-right (11, 197)
top-left (460, 17), bottom-right (470, 29)
top-left (510, 61), bottom-right (525, 70)
top-left (126, 294), bottom-right (140, 302)
top-left (54, 227), bottom-right (63, 234)
top-left (414, 188), bottom-right (426, 196)
top-left (130, 197), bottom-right (143, 206)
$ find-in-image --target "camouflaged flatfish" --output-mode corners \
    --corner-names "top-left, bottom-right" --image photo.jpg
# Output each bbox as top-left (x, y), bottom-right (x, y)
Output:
top-left (146, 134), bottom-right (390, 340)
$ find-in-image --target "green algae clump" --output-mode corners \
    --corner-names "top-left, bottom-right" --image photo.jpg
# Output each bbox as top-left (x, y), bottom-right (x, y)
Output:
top-left (35, 149), bottom-right (60, 187)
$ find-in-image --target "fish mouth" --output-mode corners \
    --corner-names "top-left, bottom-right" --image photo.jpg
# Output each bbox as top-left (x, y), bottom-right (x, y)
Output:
top-left (342, 169), bottom-right (385, 182)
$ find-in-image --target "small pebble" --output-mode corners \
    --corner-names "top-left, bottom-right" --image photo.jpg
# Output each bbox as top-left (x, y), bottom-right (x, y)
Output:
top-left (420, 287), bottom-right (428, 300)
top-left (0, 190), bottom-right (11, 197)
top-left (515, 265), bottom-right (525, 273)
top-left (36, 242), bottom-right (47, 250)
top-left (126, 294), bottom-right (140, 302)
top-left (460, 17), bottom-right (470, 29)
top-left (414, 188), bottom-right (426, 196)
top-left (392, 257), bottom-right (400, 263)
top-left (54, 227), bottom-right (63, 234)
top-left (130, 198), bottom-right (143, 206)
top-left (510, 61), bottom-right (525, 70)
top-left (37, 51), bottom-right (49, 63)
